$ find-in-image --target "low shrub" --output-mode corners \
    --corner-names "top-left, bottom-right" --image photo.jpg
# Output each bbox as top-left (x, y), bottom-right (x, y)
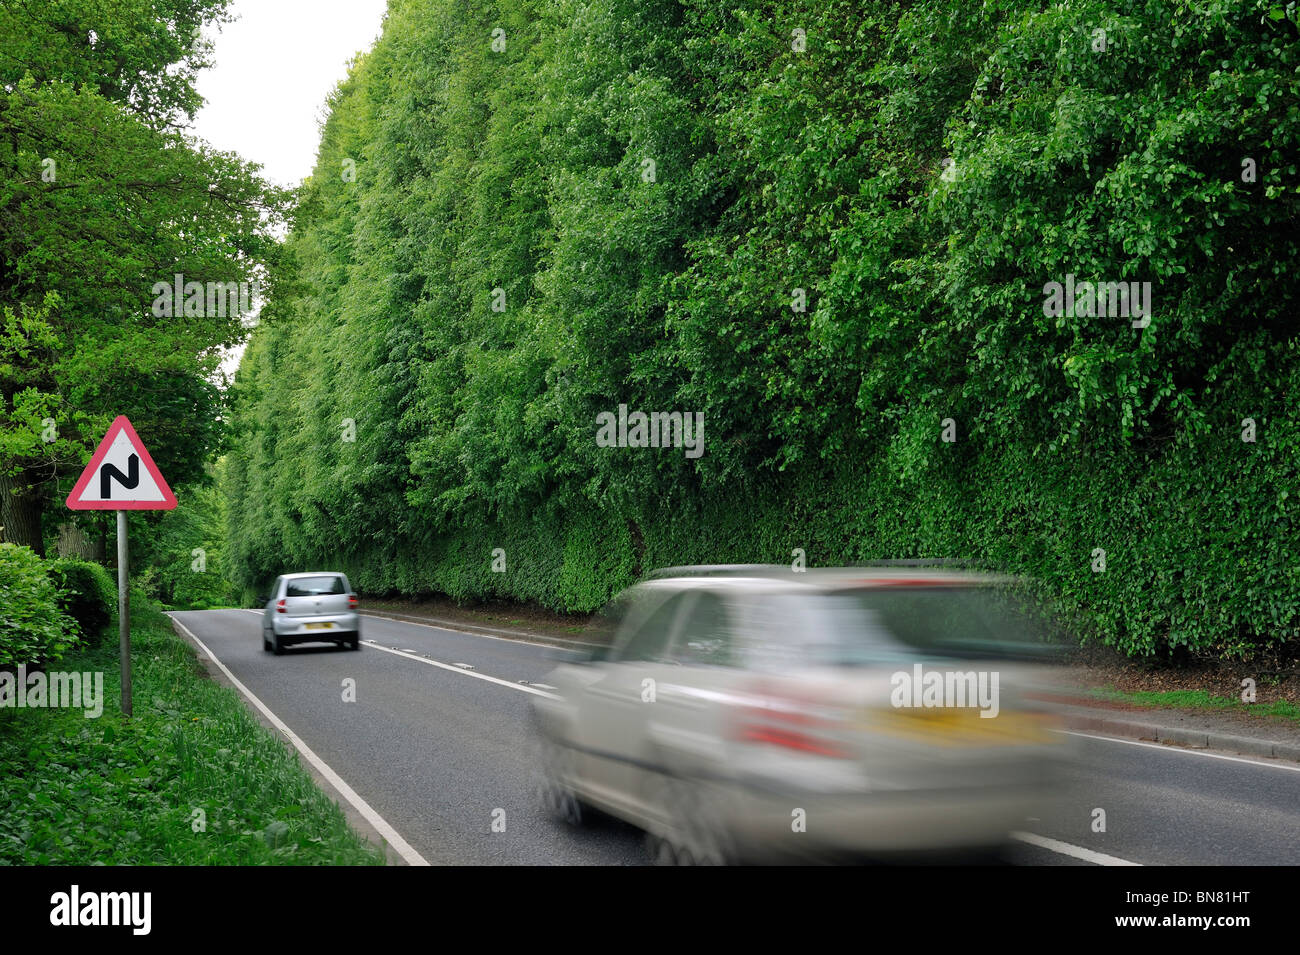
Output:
top-left (0, 543), bottom-right (76, 667)
top-left (47, 557), bottom-right (116, 646)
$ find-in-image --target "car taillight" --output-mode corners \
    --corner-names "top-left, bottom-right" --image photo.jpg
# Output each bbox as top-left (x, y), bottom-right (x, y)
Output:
top-left (730, 682), bottom-right (851, 759)
top-left (348, 594), bottom-right (358, 609)
top-left (276, 598), bottom-right (286, 614)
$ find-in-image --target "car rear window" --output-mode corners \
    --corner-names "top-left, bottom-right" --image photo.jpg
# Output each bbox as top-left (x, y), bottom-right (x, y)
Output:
top-left (285, 575), bottom-right (347, 597)
top-left (742, 585), bottom-right (1060, 668)
top-left (842, 586), bottom-right (1059, 659)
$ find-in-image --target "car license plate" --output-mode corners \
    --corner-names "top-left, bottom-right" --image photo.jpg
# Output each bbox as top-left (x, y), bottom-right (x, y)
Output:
top-left (304, 622), bottom-right (334, 630)
top-left (872, 708), bottom-right (1053, 746)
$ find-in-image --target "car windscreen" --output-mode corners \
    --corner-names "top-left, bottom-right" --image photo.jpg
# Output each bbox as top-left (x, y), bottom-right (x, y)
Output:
top-left (285, 575), bottom-right (346, 597)
top-left (578, 588), bottom-right (644, 660)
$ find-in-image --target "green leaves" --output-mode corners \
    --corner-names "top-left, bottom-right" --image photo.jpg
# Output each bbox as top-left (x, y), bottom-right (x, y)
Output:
top-left (0, 602), bottom-right (384, 864)
top-left (0, 1), bottom-right (288, 555)
top-left (223, 0), bottom-right (1299, 657)
top-left (0, 543), bottom-right (77, 666)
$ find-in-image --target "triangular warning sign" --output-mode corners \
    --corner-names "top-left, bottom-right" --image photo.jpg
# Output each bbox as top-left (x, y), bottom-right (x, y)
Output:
top-left (66, 416), bottom-right (177, 510)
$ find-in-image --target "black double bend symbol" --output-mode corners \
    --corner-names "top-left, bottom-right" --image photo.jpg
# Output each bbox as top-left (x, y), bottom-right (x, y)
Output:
top-left (101, 453), bottom-right (140, 498)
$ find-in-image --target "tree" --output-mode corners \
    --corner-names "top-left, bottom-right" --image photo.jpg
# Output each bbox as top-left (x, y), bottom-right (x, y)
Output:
top-left (0, 0), bottom-right (288, 553)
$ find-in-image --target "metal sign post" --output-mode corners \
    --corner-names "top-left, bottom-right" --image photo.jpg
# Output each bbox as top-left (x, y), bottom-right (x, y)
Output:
top-left (117, 510), bottom-right (130, 718)
top-left (67, 416), bottom-right (176, 719)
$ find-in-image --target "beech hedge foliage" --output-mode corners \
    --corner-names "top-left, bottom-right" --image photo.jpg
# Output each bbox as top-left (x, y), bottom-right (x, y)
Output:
top-left (224, 0), bottom-right (1300, 660)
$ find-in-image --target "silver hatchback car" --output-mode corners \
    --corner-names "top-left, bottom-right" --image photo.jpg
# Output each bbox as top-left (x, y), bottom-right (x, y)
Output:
top-left (531, 565), bottom-right (1073, 864)
top-left (261, 572), bottom-right (361, 654)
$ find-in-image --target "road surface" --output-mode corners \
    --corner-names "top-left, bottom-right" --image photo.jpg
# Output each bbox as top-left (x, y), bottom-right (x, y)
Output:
top-left (169, 609), bottom-right (1300, 866)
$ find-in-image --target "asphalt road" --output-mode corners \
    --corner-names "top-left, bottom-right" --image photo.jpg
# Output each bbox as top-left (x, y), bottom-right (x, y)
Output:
top-left (170, 609), bottom-right (1300, 866)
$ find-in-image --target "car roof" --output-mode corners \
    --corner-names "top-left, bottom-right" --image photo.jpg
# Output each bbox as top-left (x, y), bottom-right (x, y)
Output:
top-left (281, 571), bottom-right (347, 579)
top-left (634, 565), bottom-right (1014, 595)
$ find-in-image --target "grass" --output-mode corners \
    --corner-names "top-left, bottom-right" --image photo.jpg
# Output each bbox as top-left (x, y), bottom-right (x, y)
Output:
top-left (1086, 686), bottom-right (1300, 724)
top-left (0, 600), bottom-right (385, 864)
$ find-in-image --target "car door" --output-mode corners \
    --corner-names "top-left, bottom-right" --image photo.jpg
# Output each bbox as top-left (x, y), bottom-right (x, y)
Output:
top-left (573, 590), bottom-right (692, 818)
top-left (646, 590), bottom-right (745, 783)
top-left (263, 576), bottom-right (284, 630)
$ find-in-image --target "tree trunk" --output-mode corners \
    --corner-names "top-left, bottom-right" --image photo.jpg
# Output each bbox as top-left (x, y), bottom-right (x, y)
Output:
top-left (57, 521), bottom-right (98, 559)
top-left (0, 468), bottom-right (46, 555)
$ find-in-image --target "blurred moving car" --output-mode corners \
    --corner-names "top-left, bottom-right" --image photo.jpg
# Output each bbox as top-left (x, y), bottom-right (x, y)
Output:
top-left (531, 564), bottom-right (1072, 864)
top-left (260, 572), bottom-right (361, 654)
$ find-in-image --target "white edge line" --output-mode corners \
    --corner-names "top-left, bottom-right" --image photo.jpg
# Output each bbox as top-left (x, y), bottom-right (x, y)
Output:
top-left (1011, 831), bottom-right (1140, 866)
top-left (364, 642), bottom-right (559, 700)
top-left (359, 611), bottom-right (571, 648)
top-left (237, 609), bottom-right (1300, 772)
top-left (169, 615), bottom-right (430, 866)
top-left (238, 608), bottom-right (559, 700)
top-left (238, 608), bottom-right (1300, 767)
top-left (1062, 730), bottom-right (1300, 773)
top-left (240, 607), bottom-right (556, 652)
top-left (207, 615), bottom-right (1182, 868)
top-left (226, 610), bottom-right (1294, 868)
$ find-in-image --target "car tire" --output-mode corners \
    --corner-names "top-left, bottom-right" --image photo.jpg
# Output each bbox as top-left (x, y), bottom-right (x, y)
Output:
top-left (648, 774), bottom-right (735, 866)
top-left (537, 737), bottom-right (584, 826)
top-left (272, 631), bottom-right (285, 656)
top-left (949, 843), bottom-right (1012, 866)
top-left (262, 629), bottom-right (271, 652)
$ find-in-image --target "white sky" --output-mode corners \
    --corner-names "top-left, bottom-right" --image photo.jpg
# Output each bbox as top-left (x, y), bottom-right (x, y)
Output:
top-left (193, 0), bottom-right (390, 190)
top-left (190, 0), bottom-right (390, 380)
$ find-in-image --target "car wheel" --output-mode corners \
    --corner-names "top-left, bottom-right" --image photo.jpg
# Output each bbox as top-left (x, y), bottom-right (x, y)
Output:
top-left (348, 636), bottom-right (360, 651)
top-left (648, 775), bottom-right (735, 866)
top-left (949, 843), bottom-right (1012, 866)
top-left (537, 737), bottom-right (584, 826)
top-left (272, 631), bottom-right (285, 656)
top-left (262, 629), bottom-right (271, 652)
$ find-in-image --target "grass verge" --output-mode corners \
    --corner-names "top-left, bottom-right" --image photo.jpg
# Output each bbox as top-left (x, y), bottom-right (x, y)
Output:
top-left (0, 599), bottom-right (385, 864)
top-left (1085, 686), bottom-right (1300, 725)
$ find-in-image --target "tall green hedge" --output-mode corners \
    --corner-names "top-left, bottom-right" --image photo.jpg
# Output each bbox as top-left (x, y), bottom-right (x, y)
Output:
top-left (224, 0), bottom-right (1300, 661)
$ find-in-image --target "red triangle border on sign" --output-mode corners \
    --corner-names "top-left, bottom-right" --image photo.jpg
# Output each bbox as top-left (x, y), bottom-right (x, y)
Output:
top-left (66, 415), bottom-right (178, 511)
